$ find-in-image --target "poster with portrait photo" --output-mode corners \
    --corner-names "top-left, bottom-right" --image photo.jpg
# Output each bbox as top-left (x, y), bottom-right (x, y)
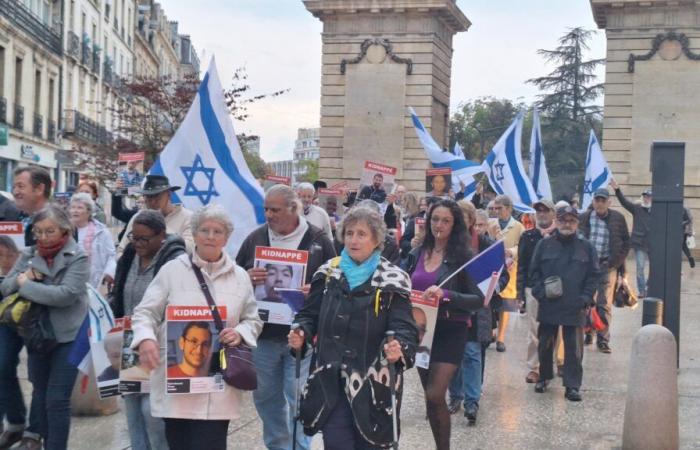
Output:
top-left (263, 175), bottom-right (291, 191)
top-left (166, 306), bottom-right (226, 395)
top-left (254, 246), bottom-right (308, 325)
top-left (53, 192), bottom-right (72, 212)
top-left (91, 319), bottom-right (124, 399)
top-left (117, 152), bottom-right (146, 194)
top-left (410, 290), bottom-right (439, 370)
top-left (119, 316), bottom-right (150, 394)
top-left (317, 188), bottom-right (345, 224)
top-left (0, 222), bottom-right (25, 253)
top-left (356, 161), bottom-right (397, 211)
top-left (425, 168), bottom-right (452, 198)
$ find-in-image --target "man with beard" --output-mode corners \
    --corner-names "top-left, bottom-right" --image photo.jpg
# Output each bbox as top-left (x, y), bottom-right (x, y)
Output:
top-left (529, 205), bottom-right (600, 401)
top-left (357, 173), bottom-right (387, 204)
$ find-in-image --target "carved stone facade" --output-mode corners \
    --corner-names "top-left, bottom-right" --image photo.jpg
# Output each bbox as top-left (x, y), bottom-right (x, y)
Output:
top-left (591, 0), bottom-right (700, 217)
top-left (303, 0), bottom-right (470, 191)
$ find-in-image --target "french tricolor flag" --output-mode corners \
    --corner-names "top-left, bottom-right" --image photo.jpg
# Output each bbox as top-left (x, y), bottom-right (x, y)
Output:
top-left (463, 240), bottom-right (505, 305)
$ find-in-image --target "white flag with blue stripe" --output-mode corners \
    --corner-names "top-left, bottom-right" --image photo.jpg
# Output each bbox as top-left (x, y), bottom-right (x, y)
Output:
top-left (453, 142), bottom-right (466, 159)
top-left (68, 284), bottom-right (116, 374)
top-left (464, 240), bottom-right (506, 305)
top-left (409, 107), bottom-right (483, 197)
top-left (482, 113), bottom-right (537, 212)
top-left (529, 108), bottom-right (552, 200)
top-left (581, 130), bottom-right (613, 211)
top-left (150, 57), bottom-right (265, 256)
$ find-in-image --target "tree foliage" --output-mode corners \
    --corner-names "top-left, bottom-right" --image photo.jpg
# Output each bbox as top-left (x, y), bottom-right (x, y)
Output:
top-left (295, 159), bottom-right (319, 184)
top-left (238, 134), bottom-right (270, 179)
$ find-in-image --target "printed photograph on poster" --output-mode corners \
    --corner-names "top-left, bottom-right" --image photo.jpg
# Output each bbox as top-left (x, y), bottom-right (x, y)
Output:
top-left (166, 306), bottom-right (226, 395)
top-left (356, 161), bottom-right (397, 207)
top-left (410, 290), bottom-right (439, 370)
top-left (117, 152), bottom-right (146, 194)
top-left (263, 175), bottom-right (291, 191)
top-left (119, 316), bottom-right (150, 394)
top-left (317, 188), bottom-right (344, 224)
top-left (53, 192), bottom-right (72, 212)
top-left (425, 168), bottom-right (452, 198)
top-left (91, 319), bottom-right (124, 399)
top-left (414, 217), bottom-right (426, 240)
top-left (254, 246), bottom-right (308, 325)
top-left (0, 222), bottom-right (25, 253)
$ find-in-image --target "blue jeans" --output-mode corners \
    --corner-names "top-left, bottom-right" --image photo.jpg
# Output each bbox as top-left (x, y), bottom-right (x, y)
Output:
top-left (634, 248), bottom-right (648, 296)
top-left (0, 324), bottom-right (26, 431)
top-left (448, 341), bottom-right (482, 408)
top-left (252, 339), bottom-right (312, 450)
top-left (26, 343), bottom-right (78, 450)
top-left (123, 394), bottom-right (168, 450)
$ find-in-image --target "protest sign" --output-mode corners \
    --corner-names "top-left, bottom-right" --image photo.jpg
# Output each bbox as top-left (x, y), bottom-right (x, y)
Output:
top-left (317, 188), bottom-right (344, 224)
top-left (410, 290), bottom-right (439, 369)
top-left (166, 306), bottom-right (226, 395)
top-left (91, 319), bottom-right (124, 399)
top-left (263, 175), bottom-right (291, 190)
top-left (426, 167), bottom-right (452, 198)
top-left (356, 161), bottom-right (397, 209)
top-left (117, 152), bottom-right (145, 194)
top-left (0, 222), bottom-right (24, 252)
top-left (119, 316), bottom-right (150, 394)
top-left (254, 246), bottom-right (308, 325)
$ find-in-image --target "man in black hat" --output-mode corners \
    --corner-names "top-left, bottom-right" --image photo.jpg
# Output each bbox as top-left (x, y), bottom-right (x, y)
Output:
top-left (117, 175), bottom-right (194, 256)
top-left (530, 205), bottom-right (600, 401)
top-left (578, 188), bottom-right (630, 353)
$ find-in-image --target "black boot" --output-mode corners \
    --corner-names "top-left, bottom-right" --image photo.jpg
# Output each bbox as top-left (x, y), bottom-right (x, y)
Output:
top-left (534, 380), bottom-right (548, 393)
top-left (690, 257), bottom-right (696, 268)
top-left (464, 403), bottom-right (478, 425)
top-left (565, 387), bottom-right (582, 402)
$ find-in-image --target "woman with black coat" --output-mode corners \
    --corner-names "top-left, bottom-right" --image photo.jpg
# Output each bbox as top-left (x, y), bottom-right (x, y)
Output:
top-left (403, 199), bottom-right (484, 450)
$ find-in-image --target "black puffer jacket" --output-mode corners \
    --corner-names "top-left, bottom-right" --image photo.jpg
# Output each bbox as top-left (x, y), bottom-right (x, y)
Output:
top-left (579, 208), bottom-right (630, 269)
top-left (529, 231), bottom-right (601, 326)
top-left (110, 234), bottom-right (186, 318)
top-left (294, 257), bottom-right (418, 448)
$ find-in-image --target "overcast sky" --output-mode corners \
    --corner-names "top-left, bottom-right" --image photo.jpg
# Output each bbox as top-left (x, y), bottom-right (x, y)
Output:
top-left (160, 0), bottom-right (606, 162)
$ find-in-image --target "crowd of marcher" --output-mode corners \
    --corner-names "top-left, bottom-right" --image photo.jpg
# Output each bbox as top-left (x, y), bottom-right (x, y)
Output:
top-left (0, 166), bottom-right (695, 450)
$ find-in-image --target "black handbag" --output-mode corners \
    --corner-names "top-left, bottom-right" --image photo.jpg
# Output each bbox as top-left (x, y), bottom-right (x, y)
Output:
top-left (190, 259), bottom-right (258, 391)
top-left (614, 267), bottom-right (638, 309)
top-left (0, 292), bottom-right (58, 354)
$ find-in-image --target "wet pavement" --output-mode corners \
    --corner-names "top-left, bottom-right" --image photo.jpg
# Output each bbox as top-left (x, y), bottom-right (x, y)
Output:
top-left (16, 258), bottom-right (700, 449)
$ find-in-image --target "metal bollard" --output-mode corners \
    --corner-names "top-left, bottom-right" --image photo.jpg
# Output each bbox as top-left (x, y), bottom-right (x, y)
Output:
top-left (642, 297), bottom-right (663, 326)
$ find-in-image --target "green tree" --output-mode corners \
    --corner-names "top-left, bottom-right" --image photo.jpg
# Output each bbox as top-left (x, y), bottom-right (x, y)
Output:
top-left (295, 159), bottom-right (319, 183)
top-left (238, 134), bottom-right (270, 179)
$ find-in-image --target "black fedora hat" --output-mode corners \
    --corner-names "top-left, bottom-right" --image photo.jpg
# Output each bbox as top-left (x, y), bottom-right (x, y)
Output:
top-left (137, 175), bottom-right (180, 195)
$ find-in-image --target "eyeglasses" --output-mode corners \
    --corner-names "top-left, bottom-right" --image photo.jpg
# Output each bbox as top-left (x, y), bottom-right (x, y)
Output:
top-left (32, 228), bottom-right (60, 238)
top-left (127, 232), bottom-right (158, 244)
top-left (196, 228), bottom-right (226, 238)
top-left (182, 337), bottom-right (212, 350)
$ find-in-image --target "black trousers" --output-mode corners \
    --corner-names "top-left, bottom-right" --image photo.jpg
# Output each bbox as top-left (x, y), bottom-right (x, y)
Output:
top-left (164, 418), bottom-right (230, 450)
top-left (538, 324), bottom-right (584, 389)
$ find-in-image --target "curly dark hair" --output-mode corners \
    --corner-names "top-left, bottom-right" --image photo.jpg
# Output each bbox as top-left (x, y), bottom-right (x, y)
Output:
top-left (422, 199), bottom-right (472, 264)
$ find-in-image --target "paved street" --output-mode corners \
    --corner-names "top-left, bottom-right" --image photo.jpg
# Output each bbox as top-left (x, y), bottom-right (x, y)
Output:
top-left (17, 258), bottom-right (700, 449)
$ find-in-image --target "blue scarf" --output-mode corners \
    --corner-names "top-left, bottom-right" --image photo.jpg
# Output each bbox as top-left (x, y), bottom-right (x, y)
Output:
top-left (340, 249), bottom-right (381, 289)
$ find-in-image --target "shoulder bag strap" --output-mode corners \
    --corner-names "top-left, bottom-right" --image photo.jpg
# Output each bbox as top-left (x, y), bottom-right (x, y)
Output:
top-left (189, 257), bottom-right (225, 332)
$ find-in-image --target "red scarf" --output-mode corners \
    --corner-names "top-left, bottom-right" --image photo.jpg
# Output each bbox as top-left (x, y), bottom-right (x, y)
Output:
top-left (37, 235), bottom-right (69, 267)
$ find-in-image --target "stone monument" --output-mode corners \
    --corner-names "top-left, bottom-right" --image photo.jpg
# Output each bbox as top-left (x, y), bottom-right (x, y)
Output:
top-left (591, 1), bottom-right (700, 218)
top-left (303, 0), bottom-right (470, 192)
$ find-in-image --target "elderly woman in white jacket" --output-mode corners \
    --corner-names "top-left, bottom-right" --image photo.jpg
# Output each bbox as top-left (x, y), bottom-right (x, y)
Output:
top-left (131, 204), bottom-right (262, 450)
top-left (69, 192), bottom-right (116, 288)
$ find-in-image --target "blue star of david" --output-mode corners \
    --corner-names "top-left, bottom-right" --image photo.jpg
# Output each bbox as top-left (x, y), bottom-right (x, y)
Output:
top-left (583, 179), bottom-right (593, 194)
top-left (494, 163), bottom-right (506, 182)
top-left (180, 154), bottom-right (219, 203)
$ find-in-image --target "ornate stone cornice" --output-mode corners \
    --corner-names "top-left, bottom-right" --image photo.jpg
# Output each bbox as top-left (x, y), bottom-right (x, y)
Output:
top-left (340, 38), bottom-right (413, 75)
top-left (628, 31), bottom-right (700, 72)
top-left (590, 0), bottom-right (699, 29)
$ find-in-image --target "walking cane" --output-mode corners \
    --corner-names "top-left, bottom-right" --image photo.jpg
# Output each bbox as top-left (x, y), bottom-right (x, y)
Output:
top-left (291, 323), bottom-right (303, 450)
top-left (385, 330), bottom-right (399, 450)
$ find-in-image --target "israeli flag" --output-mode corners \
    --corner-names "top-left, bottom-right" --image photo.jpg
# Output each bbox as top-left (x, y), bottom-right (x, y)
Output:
top-left (482, 113), bottom-right (537, 212)
top-left (453, 142), bottom-right (466, 159)
top-left (68, 284), bottom-right (116, 374)
top-left (581, 130), bottom-right (613, 211)
top-left (409, 107), bottom-right (483, 196)
top-left (150, 57), bottom-right (265, 256)
top-left (464, 240), bottom-right (505, 305)
top-left (529, 108), bottom-right (552, 200)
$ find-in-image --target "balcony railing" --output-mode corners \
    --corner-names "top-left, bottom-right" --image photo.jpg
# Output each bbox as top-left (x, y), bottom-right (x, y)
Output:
top-left (103, 59), bottom-right (113, 85)
top-left (66, 31), bottom-right (80, 60)
top-left (92, 47), bottom-right (101, 74)
top-left (81, 37), bottom-right (92, 67)
top-left (0, 98), bottom-right (6, 124)
top-left (33, 113), bottom-right (42, 138)
top-left (47, 119), bottom-right (56, 143)
top-left (13, 104), bottom-right (24, 131)
top-left (0, 0), bottom-right (62, 56)
top-left (63, 109), bottom-right (112, 145)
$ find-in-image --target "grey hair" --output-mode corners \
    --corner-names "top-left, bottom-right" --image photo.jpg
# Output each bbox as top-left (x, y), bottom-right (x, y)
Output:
top-left (295, 182), bottom-right (315, 193)
top-left (33, 205), bottom-right (74, 236)
top-left (132, 210), bottom-right (166, 234)
top-left (355, 199), bottom-right (381, 213)
top-left (266, 184), bottom-right (301, 214)
top-left (475, 209), bottom-right (489, 222)
top-left (337, 206), bottom-right (386, 251)
top-left (494, 194), bottom-right (513, 210)
top-left (191, 204), bottom-right (234, 238)
top-left (69, 192), bottom-right (95, 214)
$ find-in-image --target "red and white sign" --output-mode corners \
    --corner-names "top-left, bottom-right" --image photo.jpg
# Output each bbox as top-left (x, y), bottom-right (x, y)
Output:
top-left (317, 188), bottom-right (343, 196)
top-left (118, 152), bottom-right (146, 162)
top-left (0, 222), bottom-right (24, 250)
top-left (410, 290), bottom-right (439, 370)
top-left (265, 175), bottom-right (291, 186)
top-left (254, 247), bottom-right (309, 265)
top-left (364, 160), bottom-right (397, 176)
top-left (254, 246), bottom-right (309, 325)
top-left (426, 167), bottom-right (451, 177)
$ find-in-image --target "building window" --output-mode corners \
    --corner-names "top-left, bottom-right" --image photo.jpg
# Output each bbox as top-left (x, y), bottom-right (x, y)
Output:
top-left (34, 70), bottom-right (41, 113)
top-left (0, 159), bottom-right (10, 192)
top-left (14, 58), bottom-right (22, 104)
top-left (0, 46), bottom-right (5, 98)
top-left (48, 78), bottom-right (55, 123)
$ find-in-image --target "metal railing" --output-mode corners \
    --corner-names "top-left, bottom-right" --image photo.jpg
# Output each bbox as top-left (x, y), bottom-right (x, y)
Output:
top-left (92, 46), bottom-right (101, 74)
top-left (81, 37), bottom-right (92, 67)
top-left (47, 119), bottom-right (56, 142)
top-left (0, 0), bottom-right (62, 56)
top-left (33, 113), bottom-right (42, 138)
top-left (13, 104), bottom-right (24, 131)
top-left (63, 109), bottom-right (112, 145)
top-left (0, 97), bottom-right (6, 124)
top-left (66, 31), bottom-right (80, 60)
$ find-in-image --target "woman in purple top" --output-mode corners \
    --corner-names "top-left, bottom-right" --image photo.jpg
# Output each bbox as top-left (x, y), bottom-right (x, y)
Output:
top-left (403, 199), bottom-right (484, 450)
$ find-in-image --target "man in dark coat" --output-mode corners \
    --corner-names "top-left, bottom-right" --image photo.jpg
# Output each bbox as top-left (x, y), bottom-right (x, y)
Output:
top-left (578, 188), bottom-right (630, 353)
top-left (356, 173), bottom-right (387, 204)
top-left (530, 205), bottom-right (600, 401)
top-left (610, 179), bottom-right (651, 297)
